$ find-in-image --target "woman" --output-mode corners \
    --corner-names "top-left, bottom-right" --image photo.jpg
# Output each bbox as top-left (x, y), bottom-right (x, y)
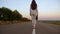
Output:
top-left (30, 0), bottom-right (38, 29)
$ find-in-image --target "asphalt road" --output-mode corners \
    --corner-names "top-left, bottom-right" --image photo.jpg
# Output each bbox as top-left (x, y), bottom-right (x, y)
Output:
top-left (0, 22), bottom-right (60, 34)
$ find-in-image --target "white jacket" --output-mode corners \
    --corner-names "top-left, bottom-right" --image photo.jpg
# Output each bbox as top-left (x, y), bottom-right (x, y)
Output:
top-left (30, 8), bottom-right (38, 16)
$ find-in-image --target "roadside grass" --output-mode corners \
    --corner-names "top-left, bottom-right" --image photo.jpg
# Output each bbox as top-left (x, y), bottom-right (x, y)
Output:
top-left (0, 20), bottom-right (60, 25)
top-left (0, 20), bottom-right (31, 25)
top-left (39, 20), bottom-right (60, 25)
top-left (0, 21), bottom-right (20, 25)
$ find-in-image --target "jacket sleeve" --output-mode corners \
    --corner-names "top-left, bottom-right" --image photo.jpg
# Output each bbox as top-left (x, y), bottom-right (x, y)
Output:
top-left (36, 9), bottom-right (38, 16)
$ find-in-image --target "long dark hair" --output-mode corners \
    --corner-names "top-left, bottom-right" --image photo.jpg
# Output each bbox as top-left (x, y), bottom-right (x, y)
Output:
top-left (31, 0), bottom-right (37, 10)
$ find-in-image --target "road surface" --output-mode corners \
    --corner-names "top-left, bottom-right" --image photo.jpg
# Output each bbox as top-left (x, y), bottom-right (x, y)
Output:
top-left (0, 22), bottom-right (60, 34)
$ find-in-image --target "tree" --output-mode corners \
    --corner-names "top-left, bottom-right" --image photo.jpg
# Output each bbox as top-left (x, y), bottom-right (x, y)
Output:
top-left (0, 7), bottom-right (30, 21)
top-left (0, 7), bottom-right (13, 21)
top-left (12, 10), bottom-right (22, 20)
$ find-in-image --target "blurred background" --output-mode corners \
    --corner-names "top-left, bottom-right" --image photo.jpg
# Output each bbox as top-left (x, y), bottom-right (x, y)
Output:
top-left (0, 0), bottom-right (60, 20)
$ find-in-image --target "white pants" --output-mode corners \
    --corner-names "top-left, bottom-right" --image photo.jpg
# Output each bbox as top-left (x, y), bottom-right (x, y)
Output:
top-left (31, 16), bottom-right (36, 27)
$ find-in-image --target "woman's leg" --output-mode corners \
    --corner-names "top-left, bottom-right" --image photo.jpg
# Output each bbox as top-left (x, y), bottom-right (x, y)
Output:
top-left (32, 16), bottom-right (36, 29)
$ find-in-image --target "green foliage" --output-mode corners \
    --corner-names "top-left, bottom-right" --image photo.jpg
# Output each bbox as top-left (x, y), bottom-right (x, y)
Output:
top-left (12, 10), bottom-right (22, 20)
top-left (0, 7), bottom-right (30, 21)
top-left (21, 17), bottom-right (30, 21)
top-left (0, 7), bottom-right (13, 21)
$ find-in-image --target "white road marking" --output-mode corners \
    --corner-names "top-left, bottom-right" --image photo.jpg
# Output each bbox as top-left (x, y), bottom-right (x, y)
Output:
top-left (32, 29), bottom-right (36, 34)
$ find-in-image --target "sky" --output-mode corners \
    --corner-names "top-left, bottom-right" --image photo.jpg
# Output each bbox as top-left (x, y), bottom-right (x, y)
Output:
top-left (0, 0), bottom-right (60, 20)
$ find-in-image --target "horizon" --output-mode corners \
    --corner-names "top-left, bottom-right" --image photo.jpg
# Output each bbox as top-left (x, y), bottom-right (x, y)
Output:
top-left (0, 0), bottom-right (60, 20)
